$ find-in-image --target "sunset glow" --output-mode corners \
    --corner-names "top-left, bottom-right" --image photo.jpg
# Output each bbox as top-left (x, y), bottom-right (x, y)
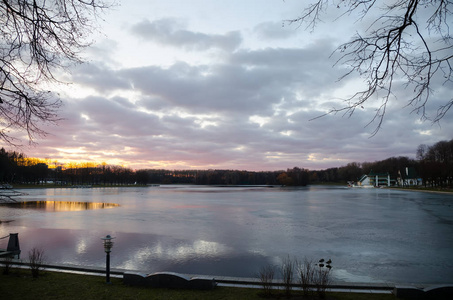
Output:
top-left (2, 0), bottom-right (451, 171)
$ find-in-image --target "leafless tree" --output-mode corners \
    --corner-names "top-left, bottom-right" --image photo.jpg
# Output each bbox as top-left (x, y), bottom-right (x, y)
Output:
top-left (288, 0), bottom-right (453, 134)
top-left (1, 255), bottom-right (13, 274)
top-left (258, 264), bottom-right (275, 297)
top-left (280, 256), bottom-right (296, 297)
top-left (298, 257), bottom-right (315, 297)
top-left (28, 247), bottom-right (45, 278)
top-left (0, 0), bottom-right (110, 144)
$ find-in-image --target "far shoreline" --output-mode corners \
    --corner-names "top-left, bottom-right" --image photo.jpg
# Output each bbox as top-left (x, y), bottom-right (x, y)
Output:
top-left (386, 186), bottom-right (453, 194)
top-left (3, 183), bottom-right (453, 195)
top-left (6, 184), bottom-right (149, 189)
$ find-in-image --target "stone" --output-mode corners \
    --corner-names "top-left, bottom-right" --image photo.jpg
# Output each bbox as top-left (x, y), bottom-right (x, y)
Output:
top-left (123, 271), bottom-right (217, 290)
top-left (394, 285), bottom-right (453, 299)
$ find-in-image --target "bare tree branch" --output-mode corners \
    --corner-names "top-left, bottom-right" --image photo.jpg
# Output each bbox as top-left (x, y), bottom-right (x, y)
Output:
top-left (289, 0), bottom-right (453, 133)
top-left (0, 0), bottom-right (111, 145)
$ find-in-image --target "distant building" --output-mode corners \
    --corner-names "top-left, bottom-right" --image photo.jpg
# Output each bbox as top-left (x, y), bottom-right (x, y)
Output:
top-left (356, 171), bottom-right (395, 187)
top-left (397, 167), bottom-right (422, 186)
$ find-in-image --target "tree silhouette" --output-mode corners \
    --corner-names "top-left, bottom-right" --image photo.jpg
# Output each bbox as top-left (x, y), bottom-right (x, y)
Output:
top-left (288, 0), bottom-right (453, 134)
top-left (0, 0), bottom-right (110, 144)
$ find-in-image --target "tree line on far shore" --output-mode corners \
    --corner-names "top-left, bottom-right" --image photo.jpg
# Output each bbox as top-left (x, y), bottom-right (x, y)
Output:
top-left (308, 139), bottom-right (453, 188)
top-left (1, 139), bottom-right (452, 188)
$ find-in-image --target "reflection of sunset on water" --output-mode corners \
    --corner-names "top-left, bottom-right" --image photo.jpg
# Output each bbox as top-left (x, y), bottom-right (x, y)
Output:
top-left (2, 186), bottom-right (453, 284)
top-left (2, 201), bottom-right (120, 211)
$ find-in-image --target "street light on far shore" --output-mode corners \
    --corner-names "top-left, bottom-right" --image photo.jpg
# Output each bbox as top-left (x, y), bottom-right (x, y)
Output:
top-left (101, 235), bottom-right (115, 284)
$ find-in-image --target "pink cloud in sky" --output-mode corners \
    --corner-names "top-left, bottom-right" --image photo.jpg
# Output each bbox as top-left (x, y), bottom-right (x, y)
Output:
top-left (2, 1), bottom-right (452, 171)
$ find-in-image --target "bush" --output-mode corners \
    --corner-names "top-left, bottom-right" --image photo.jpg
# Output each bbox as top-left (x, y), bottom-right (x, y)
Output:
top-left (28, 247), bottom-right (45, 278)
top-left (1, 256), bottom-right (13, 275)
top-left (280, 256), bottom-right (296, 298)
top-left (258, 256), bottom-right (333, 299)
top-left (258, 265), bottom-right (275, 297)
top-left (298, 257), bottom-right (315, 296)
top-left (314, 259), bottom-right (332, 299)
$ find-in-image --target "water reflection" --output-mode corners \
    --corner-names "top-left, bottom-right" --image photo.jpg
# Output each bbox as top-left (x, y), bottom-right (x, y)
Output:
top-left (76, 238), bottom-right (88, 254)
top-left (1, 201), bottom-right (119, 211)
top-left (1, 186), bottom-right (453, 283)
top-left (118, 239), bottom-right (232, 271)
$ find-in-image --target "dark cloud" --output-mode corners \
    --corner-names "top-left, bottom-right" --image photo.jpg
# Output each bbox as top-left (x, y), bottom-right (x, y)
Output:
top-left (70, 63), bottom-right (130, 93)
top-left (110, 41), bottom-right (343, 120)
top-left (130, 18), bottom-right (242, 51)
top-left (120, 63), bottom-right (279, 116)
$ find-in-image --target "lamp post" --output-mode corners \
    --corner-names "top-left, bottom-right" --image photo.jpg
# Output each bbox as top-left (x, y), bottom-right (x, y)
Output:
top-left (101, 235), bottom-right (115, 284)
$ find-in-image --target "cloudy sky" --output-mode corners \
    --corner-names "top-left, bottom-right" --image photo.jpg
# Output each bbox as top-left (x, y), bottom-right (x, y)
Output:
top-left (8, 0), bottom-right (453, 171)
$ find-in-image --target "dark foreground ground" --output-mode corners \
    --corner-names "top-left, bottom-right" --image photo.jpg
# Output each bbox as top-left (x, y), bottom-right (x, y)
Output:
top-left (0, 268), bottom-right (398, 300)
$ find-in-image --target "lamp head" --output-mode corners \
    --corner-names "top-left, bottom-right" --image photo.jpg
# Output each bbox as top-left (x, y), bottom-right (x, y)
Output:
top-left (101, 235), bottom-right (115, 253)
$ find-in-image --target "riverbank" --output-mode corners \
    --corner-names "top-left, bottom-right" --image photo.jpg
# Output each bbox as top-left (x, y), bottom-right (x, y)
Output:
top-left (8, 183), bottom-right (149, 189)
top-left (5, 183), bottom-right (453, 195)
top-left (7, 183), bottom-right (453, 193)
top-left (387, 186), bottom-right (453, 194)
top-left (0, 267), bottom-right (397, 300)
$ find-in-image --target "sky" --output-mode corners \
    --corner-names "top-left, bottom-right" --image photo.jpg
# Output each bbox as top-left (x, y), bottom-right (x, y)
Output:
top-left (4, 0), bottom-right (453, 171)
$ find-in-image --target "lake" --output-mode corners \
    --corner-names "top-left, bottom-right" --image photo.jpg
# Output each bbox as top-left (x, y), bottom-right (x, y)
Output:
top-left (1, 185), bottom-right (453, 285)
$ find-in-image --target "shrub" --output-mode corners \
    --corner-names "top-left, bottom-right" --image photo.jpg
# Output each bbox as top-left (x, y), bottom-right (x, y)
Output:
top-left (280, 256), bottom-right (296, 298)
top-left (313, 259), bottom-right (332, 299)
top-left (28, 247), bottom-right (45, 278)
top-left (298, 257), bottom-right (315, 296)
top-left (258, 264), bottom-right (275, 297)
top-left (258, 256), bottom-right (333, 299)
top-left (1, 256), bottom-right (13, 275)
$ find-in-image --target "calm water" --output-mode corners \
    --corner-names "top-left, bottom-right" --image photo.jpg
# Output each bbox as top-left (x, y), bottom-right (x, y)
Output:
top-left (1, 185), bottom-right (453, 284)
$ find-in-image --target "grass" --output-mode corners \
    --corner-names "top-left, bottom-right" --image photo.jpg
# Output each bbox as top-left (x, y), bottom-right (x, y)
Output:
top-left (0, 268), bottom-right (399, 300)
